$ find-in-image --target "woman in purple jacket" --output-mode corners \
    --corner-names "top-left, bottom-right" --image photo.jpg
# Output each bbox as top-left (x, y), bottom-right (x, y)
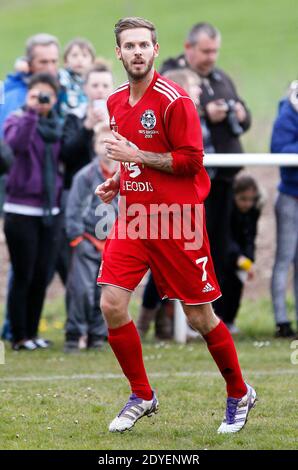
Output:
top-left (3, 73), bottom-right (63, 350)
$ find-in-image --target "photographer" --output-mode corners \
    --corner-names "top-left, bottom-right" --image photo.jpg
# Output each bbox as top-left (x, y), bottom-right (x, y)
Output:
top-left (160, 22), bottom-right (251, 290)
top-left (3, 73), bottom-right (63, 351)
top-left (0, 33), bottom-right (60, 216)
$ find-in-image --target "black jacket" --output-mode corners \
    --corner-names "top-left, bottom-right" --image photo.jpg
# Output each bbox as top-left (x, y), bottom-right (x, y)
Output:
top-left (0, 140), bottom-right (13, 175)
top-left (160, 54), bottom-right (252, 181)
top-left (61, 113), bottom-right (94, 190)
top-left (228, 202), bottom-right (260, 270)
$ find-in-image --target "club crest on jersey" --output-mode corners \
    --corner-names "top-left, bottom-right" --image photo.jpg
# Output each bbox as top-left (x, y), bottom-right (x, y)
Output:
top-left (141, 109), bottom-right (156, 130)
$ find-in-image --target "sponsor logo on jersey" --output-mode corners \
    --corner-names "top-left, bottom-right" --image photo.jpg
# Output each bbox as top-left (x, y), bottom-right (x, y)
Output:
top-left (122, 180), bottom-right (154, 192)
top-left (141, 109), bottom-right (156, 130)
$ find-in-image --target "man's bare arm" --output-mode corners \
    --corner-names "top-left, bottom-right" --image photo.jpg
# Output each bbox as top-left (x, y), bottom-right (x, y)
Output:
top-left (104, 131), bottom-right (201, 176)
top-left (134, 150), bottom-right (174, 174)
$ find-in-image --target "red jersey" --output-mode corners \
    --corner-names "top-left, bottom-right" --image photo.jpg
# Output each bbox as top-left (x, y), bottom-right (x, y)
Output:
top-left (107, 71), bottom-right (210, 210)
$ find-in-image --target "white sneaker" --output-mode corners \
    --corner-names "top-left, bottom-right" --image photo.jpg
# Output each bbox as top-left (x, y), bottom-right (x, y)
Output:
top-left (34, 338), bottom-right (51, 349)
top-left (217, 383), bottom-right (257, 434)
top-left (109, 392), bottom-right (159, 433)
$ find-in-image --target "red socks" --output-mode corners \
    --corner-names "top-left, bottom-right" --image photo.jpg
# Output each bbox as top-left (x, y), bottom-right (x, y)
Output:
top-left (109, 319), bottom-right (246, 400)
top-left (108, 320), bottom-right (153, 400)
top-left (203, 321), bottom-right (247, 398)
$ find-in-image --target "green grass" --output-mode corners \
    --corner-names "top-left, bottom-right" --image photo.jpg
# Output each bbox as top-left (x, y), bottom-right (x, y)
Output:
top-left (0, 0), bottom-right (297, 450)
top-left (0, 0), bottom-right (298, 151)
top-left (0, 296), bottom-right (297, 450)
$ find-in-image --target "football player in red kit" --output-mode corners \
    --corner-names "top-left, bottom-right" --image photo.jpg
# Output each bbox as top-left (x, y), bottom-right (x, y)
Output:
top-left (95, 17), bottom-right (257, 434)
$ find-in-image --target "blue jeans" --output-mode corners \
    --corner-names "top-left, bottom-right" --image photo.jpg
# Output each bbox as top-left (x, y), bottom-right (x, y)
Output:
top-left (271, 192), bottom-right (298, 325)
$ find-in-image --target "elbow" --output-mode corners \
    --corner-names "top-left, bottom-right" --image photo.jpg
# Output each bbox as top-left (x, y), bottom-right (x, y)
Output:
top-left (171, 150), bottom-right (203, 176)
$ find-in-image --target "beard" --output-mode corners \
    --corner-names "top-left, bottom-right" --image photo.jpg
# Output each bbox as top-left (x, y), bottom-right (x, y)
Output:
top-left (121, 54), bottom-right (155, 81)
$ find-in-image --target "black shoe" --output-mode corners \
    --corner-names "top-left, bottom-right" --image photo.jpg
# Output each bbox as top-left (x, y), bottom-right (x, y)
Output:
top-left (275, 323), bottom-right (296, 338)
top-left (87, 335), bottom-right (106, 350)
top-left (64, 339), bottom-right (80, 353)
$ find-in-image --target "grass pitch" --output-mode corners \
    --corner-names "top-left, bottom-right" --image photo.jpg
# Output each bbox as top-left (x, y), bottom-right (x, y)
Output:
top-left (0, 296), bottom-right (297, 450)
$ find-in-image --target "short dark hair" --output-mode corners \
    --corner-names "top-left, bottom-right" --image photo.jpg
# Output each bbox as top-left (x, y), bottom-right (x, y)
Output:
top-left (114, 17), bottom-right (157, 46)
top-left (187, 22), bottom-right (220, 45)
top-left (63, 37), bottom-right (96, 62)
top-left (233, 175), bottom-right (259, 195)
top-left (28, 72), bottom-right (59, 96)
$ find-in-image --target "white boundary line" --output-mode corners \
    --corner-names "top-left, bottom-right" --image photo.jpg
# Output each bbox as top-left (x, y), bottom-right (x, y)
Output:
top-left (1, 369), bottom-right (296, 383)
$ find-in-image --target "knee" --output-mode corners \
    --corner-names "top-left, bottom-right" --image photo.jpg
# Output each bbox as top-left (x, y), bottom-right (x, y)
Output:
top-left (183, 303), bottom-right (218, 335)
top-left (184, 304), bottom-right (208, 322)
top-left (100, 287), bottom-right (125, 319)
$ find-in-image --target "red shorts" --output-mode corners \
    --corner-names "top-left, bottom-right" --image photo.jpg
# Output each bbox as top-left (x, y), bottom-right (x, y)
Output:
top-left (97, 207), bottom-right (221, 305)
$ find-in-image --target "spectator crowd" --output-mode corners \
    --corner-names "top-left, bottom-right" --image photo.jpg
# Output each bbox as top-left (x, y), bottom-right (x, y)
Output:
top-left (0, 22), bottom-right (297, 352)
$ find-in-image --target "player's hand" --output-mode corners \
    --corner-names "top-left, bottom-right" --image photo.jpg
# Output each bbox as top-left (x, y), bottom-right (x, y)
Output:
top-left (104, 130), bottom-right (138, 163)
top-left (206, 99), bottom-right (228, 123)
top-left (94, 177), bottom-right (120, 204)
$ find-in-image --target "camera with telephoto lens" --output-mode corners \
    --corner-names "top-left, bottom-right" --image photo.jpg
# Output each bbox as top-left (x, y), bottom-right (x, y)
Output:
top-left (226, 99), bottom-right (244, 137)
top-left (38, 92), bottom-right (51, 104)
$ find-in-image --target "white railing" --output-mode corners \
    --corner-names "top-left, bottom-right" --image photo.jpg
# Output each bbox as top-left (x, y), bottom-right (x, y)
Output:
top-left (174, 153), bottom-right (298, 343)
top-left (204, 153), bottom-right (298, 166)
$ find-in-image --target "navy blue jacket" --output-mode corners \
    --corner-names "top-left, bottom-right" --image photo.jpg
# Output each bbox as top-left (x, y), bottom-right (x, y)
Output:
top-left (271, 99), bottom-right (298, 198)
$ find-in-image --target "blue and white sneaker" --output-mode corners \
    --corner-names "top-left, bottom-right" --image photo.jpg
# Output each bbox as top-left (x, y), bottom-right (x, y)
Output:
top-left (109, 392), bottom-right (159, 433)
top-left (217, 383), bottom-right (257, 434)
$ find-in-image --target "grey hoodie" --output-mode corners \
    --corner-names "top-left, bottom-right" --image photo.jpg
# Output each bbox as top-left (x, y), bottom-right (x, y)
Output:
top-left (66, 159), bottom-right (118, 241)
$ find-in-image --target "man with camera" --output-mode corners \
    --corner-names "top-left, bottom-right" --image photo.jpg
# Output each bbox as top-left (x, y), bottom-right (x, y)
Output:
top-left (160, 22), bottom-right (251, 299)
top-left (0, 33), bottom-right (60, 134)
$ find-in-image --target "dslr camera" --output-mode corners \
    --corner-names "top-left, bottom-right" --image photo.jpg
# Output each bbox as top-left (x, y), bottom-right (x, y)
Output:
top-left (38, 92), bottom-right (51, 104)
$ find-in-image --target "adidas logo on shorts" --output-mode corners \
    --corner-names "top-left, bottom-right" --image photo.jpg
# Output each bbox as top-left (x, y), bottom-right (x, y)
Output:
top-left (202, 282), bottom-right (215, 293)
